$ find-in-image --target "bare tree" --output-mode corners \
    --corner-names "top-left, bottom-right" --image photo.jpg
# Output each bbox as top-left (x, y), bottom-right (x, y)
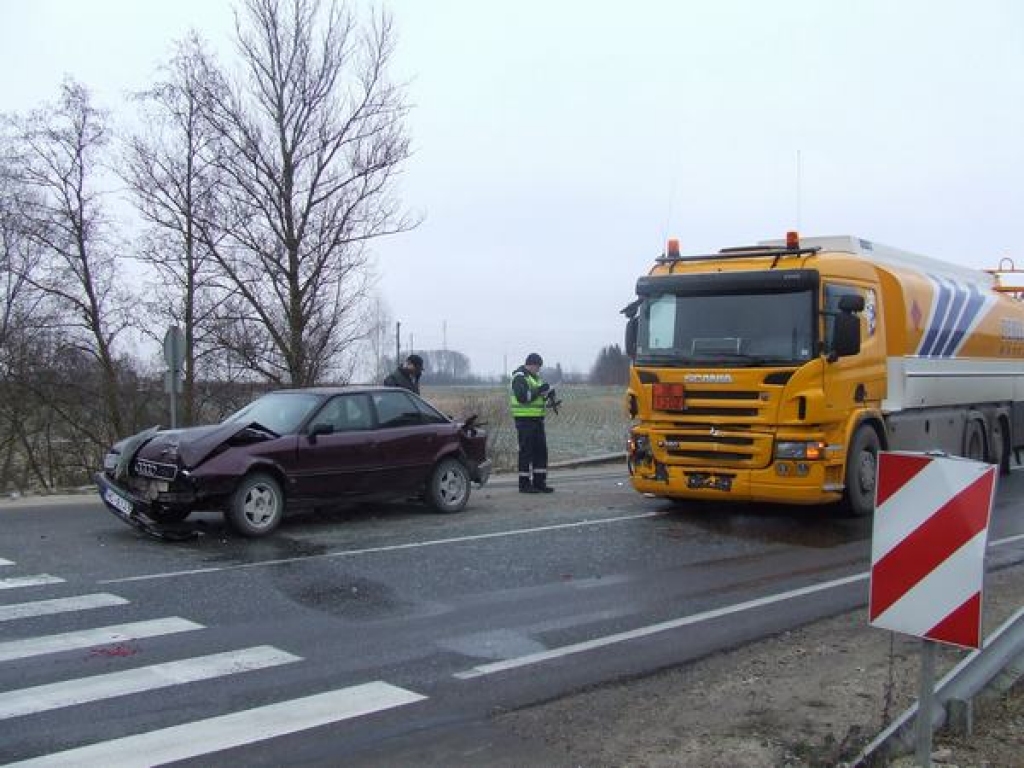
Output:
top-left (200, 0), bottom-right (416, 386)
top-left (6, 79), bottom-right (131, 439)
top-left (122, 32), bottom-right (228, 426)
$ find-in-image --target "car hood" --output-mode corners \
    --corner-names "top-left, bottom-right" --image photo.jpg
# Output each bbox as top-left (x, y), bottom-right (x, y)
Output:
top-left (119, 422), bottom-right (267, 469)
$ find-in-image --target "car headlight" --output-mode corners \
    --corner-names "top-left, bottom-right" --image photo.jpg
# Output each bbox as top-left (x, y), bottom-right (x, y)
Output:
top-left (103, 452), bottom-right (120, 472)
top-left (774, 441), bottom-right (826, 460)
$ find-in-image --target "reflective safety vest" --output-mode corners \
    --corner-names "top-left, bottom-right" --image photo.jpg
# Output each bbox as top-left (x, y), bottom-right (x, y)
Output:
top-left (509, 369), bottom-right (546, 417)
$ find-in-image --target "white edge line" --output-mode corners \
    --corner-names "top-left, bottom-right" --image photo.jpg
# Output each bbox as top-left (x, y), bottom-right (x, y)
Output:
top-left (453, 531), bottom-right (1024, 680)
top-left (454, 572), bottom-right (870, 679)
top-left (99, 511), bottom-right (664, 584)
top-left (6, 682), bottom-right (426, 768)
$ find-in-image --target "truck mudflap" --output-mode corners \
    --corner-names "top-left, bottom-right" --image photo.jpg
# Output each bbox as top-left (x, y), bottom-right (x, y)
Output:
top-left (94, 472), bottom-right (200, 542)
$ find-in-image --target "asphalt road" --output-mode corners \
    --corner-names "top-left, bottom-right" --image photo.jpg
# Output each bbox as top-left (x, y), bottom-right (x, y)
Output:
top-left (2, 464), bottom-right (1024, 766)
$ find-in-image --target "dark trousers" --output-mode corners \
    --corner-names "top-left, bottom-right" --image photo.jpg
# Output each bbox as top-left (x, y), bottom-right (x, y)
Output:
top-left (515, 417), bottom-right (548, 488)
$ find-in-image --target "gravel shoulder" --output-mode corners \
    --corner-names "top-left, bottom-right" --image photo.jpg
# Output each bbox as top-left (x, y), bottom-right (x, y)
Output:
top-left (499, 562), bottom-right (1024, 768)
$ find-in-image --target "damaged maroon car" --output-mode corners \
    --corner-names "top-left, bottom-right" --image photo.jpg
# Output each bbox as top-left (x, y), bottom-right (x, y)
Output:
top-left (95, 387), bottom-right (491, 539)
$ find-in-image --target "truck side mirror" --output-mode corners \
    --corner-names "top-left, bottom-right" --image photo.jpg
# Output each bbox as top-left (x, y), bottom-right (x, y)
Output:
top-left (831, 312), bottom-right (861, 360)
top-left (625, 317), bottom-right (638, 359)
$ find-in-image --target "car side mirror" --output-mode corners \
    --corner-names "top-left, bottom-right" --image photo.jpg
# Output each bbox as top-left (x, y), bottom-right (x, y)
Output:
top-left (308, 422), bottom-right (334, 443)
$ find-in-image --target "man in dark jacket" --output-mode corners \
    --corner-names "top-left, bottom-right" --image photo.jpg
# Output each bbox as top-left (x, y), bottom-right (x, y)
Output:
top-left (383, 354), bottom-right (424, 394)
top-left (509, 352), bottom-right (554, 493)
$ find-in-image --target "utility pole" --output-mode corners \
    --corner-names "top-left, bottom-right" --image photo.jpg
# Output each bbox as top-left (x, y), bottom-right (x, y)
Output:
top-left (395, 321), bottom-right (401, 367)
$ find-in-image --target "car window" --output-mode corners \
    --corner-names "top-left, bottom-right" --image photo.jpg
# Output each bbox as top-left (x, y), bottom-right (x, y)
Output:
top-left (412, 396), bottom-right (449, 425)
top-left (371, 391), bottom-right (423, 428)
top-left (312, 394), bottom-right (373, 432)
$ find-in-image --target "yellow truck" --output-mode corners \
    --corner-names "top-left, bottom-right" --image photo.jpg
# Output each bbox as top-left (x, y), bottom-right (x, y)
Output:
top-left (622, 234), bottom-right (1024, 516)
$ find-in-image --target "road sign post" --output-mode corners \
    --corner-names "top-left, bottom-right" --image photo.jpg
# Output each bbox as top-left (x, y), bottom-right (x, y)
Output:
top-left (868, 451), bottom-right (998, 767)
top-left (162, 326), bottom-right (185, 429)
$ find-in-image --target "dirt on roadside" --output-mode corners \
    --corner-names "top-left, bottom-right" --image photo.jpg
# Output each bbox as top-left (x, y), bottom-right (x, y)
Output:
top-left (499, 563), bottom-right (1024, 768)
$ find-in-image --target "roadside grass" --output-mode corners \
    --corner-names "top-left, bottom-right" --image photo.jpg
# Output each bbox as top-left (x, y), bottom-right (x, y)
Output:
top-left (422, 384), bottom-right (630, 472)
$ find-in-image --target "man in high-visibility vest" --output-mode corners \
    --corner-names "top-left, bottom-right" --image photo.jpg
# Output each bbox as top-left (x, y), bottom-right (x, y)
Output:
top-left (509, 352), bottom-right (554, 493)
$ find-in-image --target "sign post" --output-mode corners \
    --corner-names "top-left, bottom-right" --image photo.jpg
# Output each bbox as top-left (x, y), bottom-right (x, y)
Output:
top-left (868, 451), bottom-right (997, 766)
top-left (162, 326), bottom-right (185, 429)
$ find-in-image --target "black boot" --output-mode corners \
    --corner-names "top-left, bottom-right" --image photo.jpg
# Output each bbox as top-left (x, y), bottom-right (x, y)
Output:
top-left (533, 483), bottom-right (554, 494)
top-left (519, 480), bottom-right (540, 494)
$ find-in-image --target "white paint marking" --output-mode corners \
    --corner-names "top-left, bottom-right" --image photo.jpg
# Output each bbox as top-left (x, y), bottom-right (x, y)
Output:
top-left (0, 646), bottom-right (301, 720)
top-left (0, 575), bottom-right (64, 590)
top-left (0, 618), bottom-right (203, 663)
top-left (450, 531), bottom-right (1024, 680)
top-left (0, 558), bottom-right (14, 566)
top-left (0, 594), bottom-right (129, 622)
top-left (100, 511), bottom-right (663, 584)
top-left (455, 573), bottom-right (870, 679)
top-left (6, 682), bottom-right (426, 767)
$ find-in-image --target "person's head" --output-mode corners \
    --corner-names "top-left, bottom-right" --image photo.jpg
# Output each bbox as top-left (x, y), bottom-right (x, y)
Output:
top-left (524, 352), bottom-right (543, 373)
top-left (404, 354), bottom-right (424, 377)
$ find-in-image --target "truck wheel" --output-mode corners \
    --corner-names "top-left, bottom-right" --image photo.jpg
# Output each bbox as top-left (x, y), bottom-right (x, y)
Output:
top-left (991, 418), bottom-right (1010, 475)
top-left (841, 426), bottom-right (880, 518)
top-left (226, 473), bottom-right (284, 537)
top-left (963, 420), bottom-right (986, 462)
top-left (427, 457), bottom-right (470, 513)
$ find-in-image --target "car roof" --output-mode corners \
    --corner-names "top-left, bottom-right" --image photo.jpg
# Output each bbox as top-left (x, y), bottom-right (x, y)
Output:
top-left (270, 385), bottom-right (409, 396)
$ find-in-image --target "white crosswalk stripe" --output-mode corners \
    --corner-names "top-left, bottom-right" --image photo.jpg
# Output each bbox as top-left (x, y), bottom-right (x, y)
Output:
top-left (6, 682), bottom-right (427, 767)
top-left (0, 593), bottom-right (129, 622)
top-left (0, 646), bottom-right (302, 719)
top-left (0, 555), bottom-right (428, 764)
top-left (0, 574), bottom-right (65, 590)
top-left (0, 618), bottom-right (203, 662)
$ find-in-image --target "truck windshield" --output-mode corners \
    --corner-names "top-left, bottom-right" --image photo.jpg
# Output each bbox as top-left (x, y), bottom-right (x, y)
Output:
top-left (636, 290), bottom-right (815, 366)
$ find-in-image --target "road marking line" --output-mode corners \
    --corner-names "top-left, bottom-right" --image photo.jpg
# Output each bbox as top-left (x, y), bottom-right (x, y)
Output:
top-left (0, 646), bottom-right (301, 720)
top-left (0, 618), bottom-right (203, 663)
top-left (6, 681), bottom-right (426, 767)
top-left (454, 532), bottom-right (1024, 680)
top-left (0, 594), bottom-right (129, 622)
top-left (0, 558), bottom-right (13, 566)
top-left (99, 511), bottom-right (664, 584)
top-left (993, 531), bottom-right (1024, 547)
top-left (0, 575), bottom-right (65, 590)
top-left (455, 573), bottom-right (871, 679)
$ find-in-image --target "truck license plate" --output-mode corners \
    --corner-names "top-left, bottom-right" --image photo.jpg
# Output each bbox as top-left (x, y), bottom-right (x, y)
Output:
top-left (687, 473), bottom-right (732, 492)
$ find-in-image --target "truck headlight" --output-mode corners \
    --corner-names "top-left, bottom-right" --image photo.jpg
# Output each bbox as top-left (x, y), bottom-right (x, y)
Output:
top-left (775, 441), bottom-right (826, 460)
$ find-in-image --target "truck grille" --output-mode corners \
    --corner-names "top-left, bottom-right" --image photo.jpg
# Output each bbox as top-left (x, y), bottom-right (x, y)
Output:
top-left (652, 388), bottom-right (775, 468)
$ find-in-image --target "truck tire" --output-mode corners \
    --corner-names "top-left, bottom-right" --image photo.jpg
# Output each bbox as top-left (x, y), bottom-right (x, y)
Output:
top-left (426, 457), bottom-right (470, 514)
top-left (841, 426), bottom-right (880, 518)
top-left (991, 417), bottom-right (1010, 475)
top-left (963, 420), bottom-right (986, 462)
top-left (225, 472), bottom-right (284, 537)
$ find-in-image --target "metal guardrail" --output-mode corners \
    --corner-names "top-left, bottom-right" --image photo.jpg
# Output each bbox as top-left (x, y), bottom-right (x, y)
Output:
top-left (849, 606), bottom-right (1024, 766)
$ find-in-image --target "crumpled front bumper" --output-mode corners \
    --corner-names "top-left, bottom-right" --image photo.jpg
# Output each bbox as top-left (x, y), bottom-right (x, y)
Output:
top-left (94, 472), bottom-right (198, 541)
top-left (471, 458), bottom-right (493, 486)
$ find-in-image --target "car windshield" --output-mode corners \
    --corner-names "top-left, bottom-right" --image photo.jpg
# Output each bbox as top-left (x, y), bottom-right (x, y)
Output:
top-left (223, 392), bottom-right (324, 435)
top-left (636, 290), bottom-right (815, 366)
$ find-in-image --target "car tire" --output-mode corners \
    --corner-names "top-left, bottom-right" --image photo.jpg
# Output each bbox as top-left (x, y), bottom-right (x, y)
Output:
top-left (840, 426), bottom-right (880, 518)
top-left (427, 457), bottom-right (470, 514)
top-left (226, 472), bottom-right (284, 537)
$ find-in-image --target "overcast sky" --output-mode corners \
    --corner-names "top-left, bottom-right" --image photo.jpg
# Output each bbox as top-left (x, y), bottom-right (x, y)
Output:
top-left (2, 1), bottom-right (1023, 377)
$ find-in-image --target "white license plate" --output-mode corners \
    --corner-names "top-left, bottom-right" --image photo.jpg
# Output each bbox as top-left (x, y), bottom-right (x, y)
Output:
top-left (104, 487), bottom-right (134, 516)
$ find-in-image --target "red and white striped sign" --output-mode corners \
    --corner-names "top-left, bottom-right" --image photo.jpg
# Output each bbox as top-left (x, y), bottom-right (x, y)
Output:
top-left (869, 451), bottom-right (997, 649)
